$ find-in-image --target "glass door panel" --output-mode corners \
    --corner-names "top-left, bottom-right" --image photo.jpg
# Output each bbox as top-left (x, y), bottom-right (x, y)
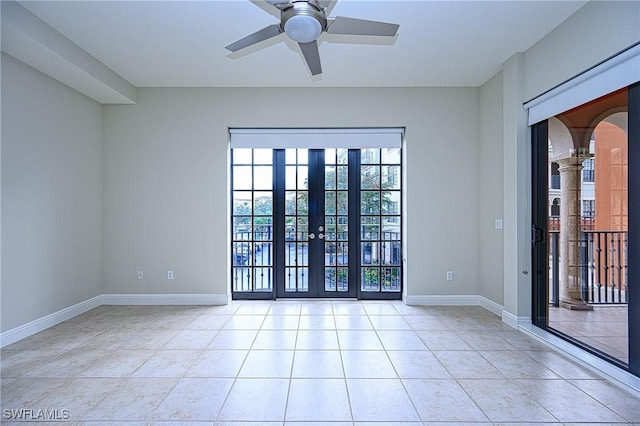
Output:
top-left (284, 149), bottom-right (310, 293)
top-left (323, 149), bottom-right (350, 293)
top-left (360, 148), bottom-right (402, 294)
top-left (231, 149), bottom-right (274, 294)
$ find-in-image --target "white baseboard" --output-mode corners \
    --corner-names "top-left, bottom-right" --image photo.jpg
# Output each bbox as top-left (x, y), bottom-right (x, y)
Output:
top-left (405, 294), bottom-right (481, 306)
top-left (0, 292), bottom-right (510, 347)
top-left (406, 295), bottom-right (640, 394)
top-left (405, 294), bottom-right (505, 318)
top-left (405, 294), bottom-right (533, 330)
top-left (478, 296), bottom-right (504, 317)
top-left (1, 293), bottom-right (229, 348)
top-left (0, 295), bottom-right (103, 347)
top-left (4, 290), bottom-right (638, 397)
top-left (3, 291), bottom-right (639, 395)
top-left (102, 293), bottom-right (229, 305)
top-left (501, 310), bottom-right (531, 329)
top-left (519, 323), bottom-right (640, 396)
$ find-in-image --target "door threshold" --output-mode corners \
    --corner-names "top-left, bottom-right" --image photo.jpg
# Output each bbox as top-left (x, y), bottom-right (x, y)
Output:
top-left (273, 298), bottom-right (359, 301)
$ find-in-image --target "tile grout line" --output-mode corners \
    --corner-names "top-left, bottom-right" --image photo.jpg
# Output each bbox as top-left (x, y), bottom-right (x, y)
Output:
top-left (282, 312), bottom-right (301, 424)
top-left (214, 304), bottom-right (265, 424)
top-left (334, 309), bottom-right (356, 425)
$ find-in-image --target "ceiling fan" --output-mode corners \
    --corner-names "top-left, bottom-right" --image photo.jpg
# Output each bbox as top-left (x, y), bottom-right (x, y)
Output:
top-left (225, 0), bottom-right (399, 76)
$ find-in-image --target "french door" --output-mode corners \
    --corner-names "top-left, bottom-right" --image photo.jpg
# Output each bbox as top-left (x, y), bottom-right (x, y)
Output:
top-left (276, 148), bottom-right (357, 297)
top-left (231, 147), bottom-right (402, 300)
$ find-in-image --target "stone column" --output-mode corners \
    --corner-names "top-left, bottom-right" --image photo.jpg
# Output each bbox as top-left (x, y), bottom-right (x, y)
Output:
top-left (556, 154), bottom-right (592, 310)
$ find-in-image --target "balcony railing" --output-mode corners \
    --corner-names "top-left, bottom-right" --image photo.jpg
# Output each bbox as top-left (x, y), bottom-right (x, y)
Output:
top-left (231, 229), bottom-right (401, 292)
top-left (548, 216), bottom-right (595, 231)
top-left (549, 229), bottom-right (629, 305)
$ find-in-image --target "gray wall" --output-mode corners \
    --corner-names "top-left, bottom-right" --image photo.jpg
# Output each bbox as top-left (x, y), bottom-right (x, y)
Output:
top-left (1, 53), bottom-right (103, 332)
top-left (524, 0), bottom-right (640, 101)
top-left (479, 71), bottom-right (504, 306)
top-left (102, 87), bottom-right (481, 299)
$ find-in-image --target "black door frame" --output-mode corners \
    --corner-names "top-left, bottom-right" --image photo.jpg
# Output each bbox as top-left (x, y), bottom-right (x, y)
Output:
top-left (628, 82), bottom-right (639, 376)
top-left (531, 120), bottom-right (549, 328)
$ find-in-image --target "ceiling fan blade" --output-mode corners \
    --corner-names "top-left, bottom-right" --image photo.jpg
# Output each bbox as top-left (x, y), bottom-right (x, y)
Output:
top-left (265, 0), bottom-right (292, 11)
top-left (299, 41), bottom-right (322, 75)
top-left (327, 16), bottom-right (399, 37)
top-left (225, 24), bottom-right (282, 52)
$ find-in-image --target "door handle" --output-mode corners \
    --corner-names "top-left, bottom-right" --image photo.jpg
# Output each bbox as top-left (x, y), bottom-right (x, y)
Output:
top-left (531, 226), bottom-right (545, 245)
top-left (318, 233), bottom-right (325, 240)
top-left (309, 233), bottom-right (316, 240)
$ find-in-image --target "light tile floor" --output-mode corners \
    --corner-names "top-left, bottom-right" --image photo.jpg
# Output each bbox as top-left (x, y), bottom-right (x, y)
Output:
top-left (1, 300), bottom-right (640, 425)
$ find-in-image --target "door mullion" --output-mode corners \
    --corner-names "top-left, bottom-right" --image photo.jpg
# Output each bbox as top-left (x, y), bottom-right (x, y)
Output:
top-left (274, 149), bottom-right (285, 299)
top-left (628, 82), bottom-right (639, 375)
top-left (308, 149), bottom-right (325, 297)
top-left (349, 149), bottom-right (361, 299)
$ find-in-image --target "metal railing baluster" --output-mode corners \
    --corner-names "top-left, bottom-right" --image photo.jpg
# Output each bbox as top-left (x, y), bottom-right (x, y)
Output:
top-left (548, 226), bottom-right (628, 306)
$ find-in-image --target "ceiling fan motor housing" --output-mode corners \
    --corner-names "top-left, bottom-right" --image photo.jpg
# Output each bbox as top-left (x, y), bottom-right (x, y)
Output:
top-left (281, 2), bottom-right (327, 43)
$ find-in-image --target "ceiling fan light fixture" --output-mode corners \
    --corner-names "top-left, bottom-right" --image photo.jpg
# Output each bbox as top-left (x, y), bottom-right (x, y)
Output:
top-left (284, 14), bottom-right (322, 43)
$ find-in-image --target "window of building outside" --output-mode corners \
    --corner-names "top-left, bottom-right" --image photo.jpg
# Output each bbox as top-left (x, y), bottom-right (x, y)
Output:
top-left (582, 199), bottom-right (595, 218)
top-left (583, 158), bottom-right (595, 182)
top-left (551, 162), bottom-right (561, 189)
top-left (551, 198), bottom-right (560, 217)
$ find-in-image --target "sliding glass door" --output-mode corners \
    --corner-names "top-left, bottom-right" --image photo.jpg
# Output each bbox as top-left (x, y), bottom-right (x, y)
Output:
top-left (532, 84), bottom-right (639, 376)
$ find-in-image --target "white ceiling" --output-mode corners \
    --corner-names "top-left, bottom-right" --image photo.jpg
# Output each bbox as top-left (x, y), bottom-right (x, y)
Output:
top-left (10, 0), bottom-right (587, 89)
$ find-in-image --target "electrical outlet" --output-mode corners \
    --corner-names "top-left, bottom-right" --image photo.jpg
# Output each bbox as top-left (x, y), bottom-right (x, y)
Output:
top-left (137, 270), bottom-right (144, 280)
top-left (167, 270), bottom-right (174, 280)
top-left (446, 270), bottom-right (453, 281)
top-left (495, 219), bottom-right (504, 230)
